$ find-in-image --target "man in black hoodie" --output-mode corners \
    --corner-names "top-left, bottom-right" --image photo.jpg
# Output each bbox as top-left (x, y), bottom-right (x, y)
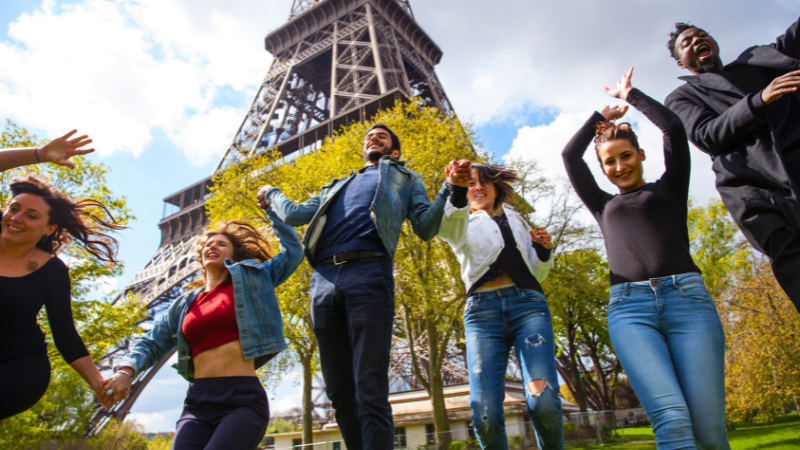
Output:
top-left (665, 19), bottom-right (800, 313)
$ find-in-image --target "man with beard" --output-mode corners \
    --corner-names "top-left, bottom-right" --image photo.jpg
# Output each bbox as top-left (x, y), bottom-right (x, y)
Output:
top-left (256, 124), bottom-right (471, 450)
top-left (665, 19), bottom-right (800, 313)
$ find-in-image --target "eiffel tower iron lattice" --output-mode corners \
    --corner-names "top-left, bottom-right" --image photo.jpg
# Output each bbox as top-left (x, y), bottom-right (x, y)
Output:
top-left (87, 0), bottom-right (456, 434)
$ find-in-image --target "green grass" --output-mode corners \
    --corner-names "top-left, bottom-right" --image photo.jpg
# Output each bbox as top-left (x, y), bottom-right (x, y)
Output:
top-left (576, 414), bottom-right (800, 450)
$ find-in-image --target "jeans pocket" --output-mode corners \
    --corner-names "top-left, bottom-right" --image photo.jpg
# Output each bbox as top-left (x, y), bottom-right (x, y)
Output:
top-left (677, 281), bottom-right (712, 301)
top-left (608, 296), bottom-right (625, 309)
top-left (464, 297), bottom-right (480, 316)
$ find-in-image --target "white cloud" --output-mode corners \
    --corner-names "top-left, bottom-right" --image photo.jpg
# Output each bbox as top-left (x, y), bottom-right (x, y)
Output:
top-left (269, 391), bottom-right (303, 415)
top-left (0, 0), bottom-right (289, 161)
top-left (127, 407), bottom-right (183, 433)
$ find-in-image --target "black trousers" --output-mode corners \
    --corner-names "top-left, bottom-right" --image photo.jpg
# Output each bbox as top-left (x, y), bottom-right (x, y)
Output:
top-left (310, 257), bottom-right (396, 450)
top-left (173, 377), bottom-right (269, 450)
top-left (764, 226), bottom-right (800, 314)
top-left (0, 352), bottom-right (50, 420)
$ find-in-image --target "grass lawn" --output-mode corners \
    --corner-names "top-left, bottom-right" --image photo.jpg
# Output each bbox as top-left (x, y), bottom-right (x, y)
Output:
top-left (575, 414), bottom-right (800, 450)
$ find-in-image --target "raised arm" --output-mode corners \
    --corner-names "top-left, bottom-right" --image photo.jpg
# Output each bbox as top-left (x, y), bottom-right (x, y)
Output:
top-left (263, 207), bottom-right (304, 286)
top-left (406, 175), bottom-right (450, 242)
top-left (561, 112), bottom-right (612, 214)
top-left (115, 296), bottom-right (183, 377)
top-left (259, 185), bottom-right (321, 227)
top-left (626, 88), bottom-right (691, 200)
top-left (0, 130), bottom-right (94, 172)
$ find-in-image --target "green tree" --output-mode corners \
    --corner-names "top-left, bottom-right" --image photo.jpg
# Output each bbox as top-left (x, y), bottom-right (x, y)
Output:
top-left (87, 420), bottom-right (148, 450)
top-left (208, 100), bottom-right (476, 449)
top-left (0, 121), bottom-right (146, 448)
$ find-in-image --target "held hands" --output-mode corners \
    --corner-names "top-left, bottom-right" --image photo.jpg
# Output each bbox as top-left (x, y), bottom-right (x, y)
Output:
top-left (600, 105), bottom-right (629, 122)
top-left (604, 67), bottom-right (635, 101)
top-left (97, 371), bottom-right (132, 408)
top-left (762, 70), bottom-right (800, 105)
top-left (445, 159), bottom-right (472, 188)
top-left (256, 185), bottom-right (275, 209)
top-left (530, 227), bottom-right (553, 250)
top-left (39, 130), bottom-right (95, 169)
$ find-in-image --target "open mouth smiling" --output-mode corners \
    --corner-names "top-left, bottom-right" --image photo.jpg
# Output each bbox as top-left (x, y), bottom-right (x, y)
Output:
top-left (695, 43), bottom-right (711, 58)
top-left (7, 225), bottom-right (24, 233)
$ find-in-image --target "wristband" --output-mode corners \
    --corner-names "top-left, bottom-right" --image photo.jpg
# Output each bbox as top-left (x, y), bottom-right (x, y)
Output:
top-left (117, 368), bottom-right (134, 378)
top-left (34, 147), bottom-right (41, 163)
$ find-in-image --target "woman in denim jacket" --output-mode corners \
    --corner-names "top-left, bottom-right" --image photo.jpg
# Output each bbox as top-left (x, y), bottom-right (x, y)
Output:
top-left (562, 69), bottom-right (729, 449)
top-left (439, 163), bottom-right (563, 450)
top-left (101, 208), bottom-right (302, 450)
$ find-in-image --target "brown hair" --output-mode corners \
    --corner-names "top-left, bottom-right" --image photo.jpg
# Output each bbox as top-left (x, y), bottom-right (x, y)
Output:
top-left (183, 220), bottom-right (273, 290)
top-left (471, 163), bottom-right (519, 211)
top-left (8, 177), bottom-right (126, 263)
top-left (594, 121), bottom-right (640, 162)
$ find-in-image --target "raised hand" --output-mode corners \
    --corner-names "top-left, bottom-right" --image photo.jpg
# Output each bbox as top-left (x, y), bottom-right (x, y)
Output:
top-left (38, 130), bottom-right (95, 169)
top-left (604, 67), bottom-right (635, 101)
top-left (762, 70), bottom-right (800, 105)
top-left (445, 159), bottom-right (472, 188)
top-left (530, 227), bottom-right (553, 249)
top-left (600, 105), bottom-right (629, 121)
top-left (256, 185), bottom-right (275, 209)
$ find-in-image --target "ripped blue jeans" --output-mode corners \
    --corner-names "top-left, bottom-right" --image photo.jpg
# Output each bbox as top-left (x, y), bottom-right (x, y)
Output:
top-left (464, 287), bottom-right (564, 450)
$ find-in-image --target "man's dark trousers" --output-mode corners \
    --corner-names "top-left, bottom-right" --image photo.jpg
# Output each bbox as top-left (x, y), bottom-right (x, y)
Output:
top-left (310, 257), bottom-right (395, 450)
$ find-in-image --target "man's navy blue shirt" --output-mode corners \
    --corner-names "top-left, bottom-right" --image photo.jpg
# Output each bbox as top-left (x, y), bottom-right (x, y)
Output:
top-left (315, 164), bottom-right (385, 261)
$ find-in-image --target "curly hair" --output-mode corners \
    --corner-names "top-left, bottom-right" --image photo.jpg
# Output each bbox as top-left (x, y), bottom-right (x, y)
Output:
top-left (183, 220), bottom-right (273, 290)
top-left (594, 121), bottom-right (640, 162)
top-left (667, 22), bottom-right (705, 59)
top-left (8, 177), bottom-right (126, 263)
top-left (471, 163), bottom-right (519, 211)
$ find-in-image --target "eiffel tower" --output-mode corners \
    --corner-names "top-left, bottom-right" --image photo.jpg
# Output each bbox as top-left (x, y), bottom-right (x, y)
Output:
top-left (87, 0), bottom-right (455, 434)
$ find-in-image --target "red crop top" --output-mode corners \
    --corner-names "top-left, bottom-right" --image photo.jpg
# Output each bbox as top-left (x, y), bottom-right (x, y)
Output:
top-left (182, 279), bottom-right (240, 358)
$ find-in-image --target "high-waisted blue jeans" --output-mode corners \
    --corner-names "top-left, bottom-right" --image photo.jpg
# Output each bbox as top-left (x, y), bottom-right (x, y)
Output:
top-left (608, 273), bottom-right (730, 450)
top-left (464, 287), bottom-right (564, 450)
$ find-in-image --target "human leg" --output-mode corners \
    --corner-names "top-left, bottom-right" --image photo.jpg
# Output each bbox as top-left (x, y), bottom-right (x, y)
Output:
top-left (508, 289), bottom-right (564, 450)
top-left (0, 353), bottom-right (50, 420)
top-left (464, 290), bottom-right (512, 450)
top-left (607, 282), bottom-right (695, 450)
top-left (763, 226), bottom-right (800, 313)
top-left (310, 265), bottom-right (363, 450)
top-left (341, 258), bottom-right (396, 450)
top-left (664, 274), bottom-right (730, 450)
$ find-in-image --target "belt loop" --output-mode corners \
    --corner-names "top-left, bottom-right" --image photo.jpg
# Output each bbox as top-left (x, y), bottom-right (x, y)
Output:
top-left (624, 282), bottom-right (629, 297)
top-left (672, 274), bottom-right (677, 286)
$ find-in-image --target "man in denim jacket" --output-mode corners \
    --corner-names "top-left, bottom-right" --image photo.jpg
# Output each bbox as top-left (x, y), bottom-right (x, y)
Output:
top-left (258, 124), bottom-right (469, 450)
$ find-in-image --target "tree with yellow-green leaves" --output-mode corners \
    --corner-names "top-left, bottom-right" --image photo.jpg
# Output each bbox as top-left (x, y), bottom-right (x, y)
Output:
top-left (0, 121), bottom-right (146, 448)
top-left (207, 100), bottom-right (475, 449)
top-left (688, 199), bottom-right (800, 424)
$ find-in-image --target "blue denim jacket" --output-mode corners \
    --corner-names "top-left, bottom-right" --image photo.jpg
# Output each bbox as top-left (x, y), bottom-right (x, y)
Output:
top-left (265, 156), bottom-right (449, 264)
top-left (116, 208), bottom-right (303, 381)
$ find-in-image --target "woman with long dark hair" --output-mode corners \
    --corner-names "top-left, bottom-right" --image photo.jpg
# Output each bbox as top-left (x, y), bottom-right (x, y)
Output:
top-left (0, 130), bottom-right (127, 419)
top-left (438, 162), bottom-right (563, 450)
top-left (101, 206), bottom-right (303, 450)
top-left (562, 68), bottom-right (729, 449)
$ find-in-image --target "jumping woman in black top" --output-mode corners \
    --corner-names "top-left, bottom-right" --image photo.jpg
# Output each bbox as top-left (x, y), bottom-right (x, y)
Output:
top-left (562, 69), bottom-right (730, 449)
top-left (0, 131), bottom-right (125, 419)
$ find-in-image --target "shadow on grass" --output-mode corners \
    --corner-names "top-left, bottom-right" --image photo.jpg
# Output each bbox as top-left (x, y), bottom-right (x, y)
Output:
top-left (750, 438), bottom-right (800, 450)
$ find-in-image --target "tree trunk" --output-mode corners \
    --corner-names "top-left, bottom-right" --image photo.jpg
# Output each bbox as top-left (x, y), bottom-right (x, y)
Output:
top-left (566, 325), bottom-right (588, 412)
top-left (301, 351), bottom-right (315, 445)
top-left (426, 318), bottom-right (452, 450)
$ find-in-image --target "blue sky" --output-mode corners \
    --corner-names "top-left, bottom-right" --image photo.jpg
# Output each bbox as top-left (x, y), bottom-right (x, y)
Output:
top-left (2, 0), bottom-right (797, 432)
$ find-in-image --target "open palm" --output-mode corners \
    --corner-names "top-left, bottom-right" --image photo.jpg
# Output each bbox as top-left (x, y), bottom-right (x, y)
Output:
top-left (604, 67), bottom-right (635, 101)
top-left (39, 130), bottom-right (95, 169)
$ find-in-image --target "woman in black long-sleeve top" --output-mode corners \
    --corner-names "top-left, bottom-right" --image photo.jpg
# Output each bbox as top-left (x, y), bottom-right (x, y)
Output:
top-left (562, 69), bottom-right (730, 450)
top-left (0, 131), bottom-right (124, 419)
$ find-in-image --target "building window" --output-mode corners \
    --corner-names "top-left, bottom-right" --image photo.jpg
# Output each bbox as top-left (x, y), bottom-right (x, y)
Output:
top-left (394, 427), bottom-right (407, 448)
top-left (426, 424), bottom-right (436, 444)
top-left (333, 443), bottom-right (341, 450)
top-left (292, 438), bottom-right (302, 448)
top-left (466, 421), bottom-right (475, 440)
top-left (524, 415), bottom-right (533, 437)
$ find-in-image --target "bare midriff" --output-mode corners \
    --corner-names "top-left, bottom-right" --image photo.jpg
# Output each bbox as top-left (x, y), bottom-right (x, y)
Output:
top-left (193, 340), bottom-right (256, 379)
top-left (480, 267), bottom-right (515, 289)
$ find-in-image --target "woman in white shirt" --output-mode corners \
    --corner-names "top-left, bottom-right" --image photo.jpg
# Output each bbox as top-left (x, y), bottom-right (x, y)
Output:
top-left (440, 162), bottom-right (563, 450)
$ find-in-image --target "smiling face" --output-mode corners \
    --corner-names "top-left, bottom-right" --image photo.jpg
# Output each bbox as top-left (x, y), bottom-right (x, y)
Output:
top-left (674, 27), bottom-right (723, 75)
top-left (363, 128), bottom-right (399, 163)
top-left (201, 234), bottom-right (235, 272)
top-left (467, 168), bottom-right (498, 214)
top-left (597, 140), bottom-right (647, 193)
top-left (2, 193), bottom-right (57, 248)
